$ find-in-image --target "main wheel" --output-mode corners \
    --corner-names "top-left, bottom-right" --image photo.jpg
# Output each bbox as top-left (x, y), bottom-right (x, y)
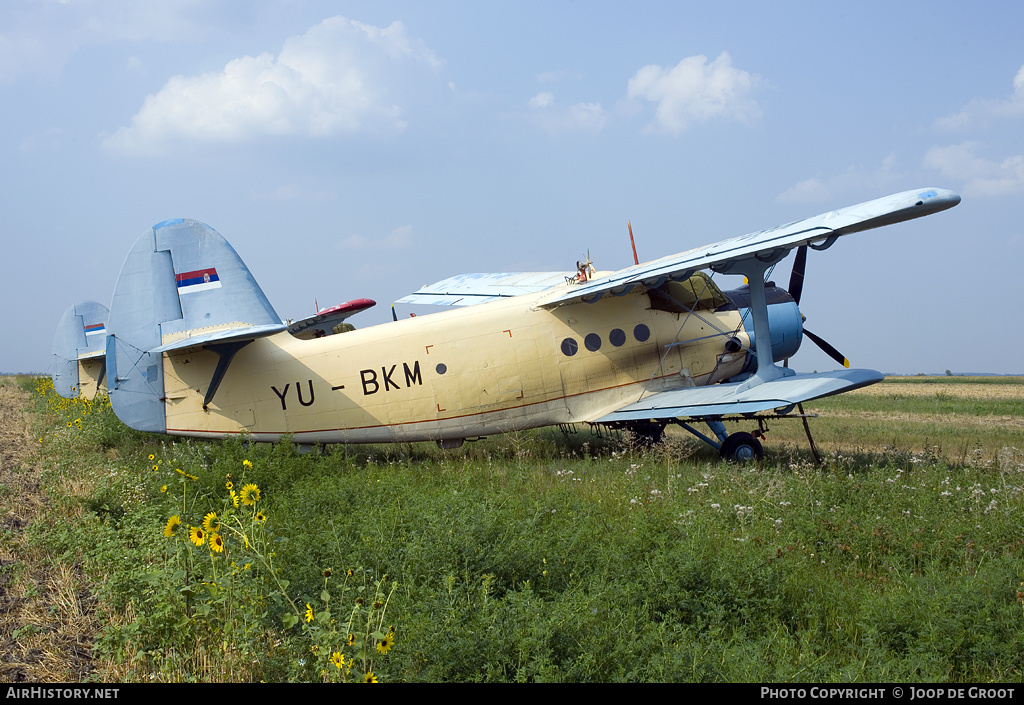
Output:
top-left (719, 432), bottom-right (764, 463)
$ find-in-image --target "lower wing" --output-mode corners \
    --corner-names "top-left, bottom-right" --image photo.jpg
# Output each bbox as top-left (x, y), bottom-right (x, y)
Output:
top-left (595, 369), bottom-right (883, 422)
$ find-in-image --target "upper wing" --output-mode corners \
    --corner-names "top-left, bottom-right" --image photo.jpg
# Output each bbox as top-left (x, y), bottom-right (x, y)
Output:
top-left (595, 369), bottom-right (883, 423)
top-left (396, 272), bottom-right (574, 306)
top-left (538, 188), bottom-right (960, 308)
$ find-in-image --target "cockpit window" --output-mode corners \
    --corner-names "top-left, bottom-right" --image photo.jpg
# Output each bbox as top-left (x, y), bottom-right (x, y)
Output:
top-left (647, 272), bottom-right (729, 313)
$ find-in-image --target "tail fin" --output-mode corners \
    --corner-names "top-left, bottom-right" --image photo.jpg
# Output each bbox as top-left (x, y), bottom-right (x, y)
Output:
top-left (51, 301), bottom-right (108, 399)
top-left (106, 219), bottom-right (284, 432)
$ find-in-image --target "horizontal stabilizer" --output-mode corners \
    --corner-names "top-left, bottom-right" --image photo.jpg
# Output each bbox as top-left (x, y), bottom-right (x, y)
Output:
top-left (152, 322), bottom-right (288, 353)
top-left (396, 272), bottom-right (573, 306)
top-left (596, 368), bottom-right (884, 422)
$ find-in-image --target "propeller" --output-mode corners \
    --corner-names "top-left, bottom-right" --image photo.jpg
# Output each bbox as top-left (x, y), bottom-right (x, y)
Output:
top-left (788, 245), bottom-right (808, 305)
top-left (803, 329), bottom-right (850, 368)
top-left (576, 250), bottom-right (595, 282)
top-left (788, 245), bottom-right (851, 369)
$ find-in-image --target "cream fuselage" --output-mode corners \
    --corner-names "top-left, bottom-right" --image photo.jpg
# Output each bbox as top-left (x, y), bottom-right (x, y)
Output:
top-left (76, 358), bottom-right (106, 401)
top-left (161, 289), bottom-right (748, 443)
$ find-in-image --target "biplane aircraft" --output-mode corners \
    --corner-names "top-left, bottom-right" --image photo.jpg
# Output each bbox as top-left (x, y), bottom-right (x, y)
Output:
top-left (77, 187), bottom-right (958, 461)
top-left (51, 300), bottom-right (109, 400)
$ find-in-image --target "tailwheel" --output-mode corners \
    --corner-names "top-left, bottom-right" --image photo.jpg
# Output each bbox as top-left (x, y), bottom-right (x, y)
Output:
top-left (719, 431), bottom-right (764, 463)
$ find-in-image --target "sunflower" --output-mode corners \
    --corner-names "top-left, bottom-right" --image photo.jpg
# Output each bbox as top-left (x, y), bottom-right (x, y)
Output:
top-left (209, 532), bottom-right (224, 553)
top-left (230, 490), bottom-right (240, 508)
top-left (255, 511), bottom-right (266, 524)
top-left (240, 483), bottom-right (261, 506)
top-left (305, 603), bottom-right (314, 623)
top-left (148, 454), bottom-right (155, 461)
top-left (225, 480), bottom-right (233, 490)
top-left (376, 632), bottom-right (394, 655)
top-left (164, 515), bottom-right (181, 537)
top-left (364, 672), bottom-right (378, 683)
top-left (330, 652), bottom-right (345, 669)
top-left (202, 511), bottom-right (220, 533)
top-left (189, 526), bottom-right (206, 547)
top-left (346, 633), bottom-right (356, 647)
top-left (243, 459), bottom-right (253, 469)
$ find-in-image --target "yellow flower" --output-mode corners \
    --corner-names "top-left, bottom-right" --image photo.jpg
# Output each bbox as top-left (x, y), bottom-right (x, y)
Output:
top-left (189, 526), bottom-right (206, 547)
top-left (202, 511), bottom-right (220, 533)
top-left (160, 485), bottom-right (168, 493)
top-left (148, 454), bottom-right (155, 461)
top-left (164, 515), bottom-right (181, 537)
top-left (364, 672), bottom-right (378, 683)
top-left (305, 603), bottom-right (314, 623)
top-left (331, 652), bottom-right (345, 669)
top-left (346, 633), bottom-right (356, 646)
top-left (243, 459), bottom-right (253, 469)
top-left (209, 532), bottom-right (224, 553)
top-left (225, 480), bottom-right (233, 490)
top-left (376, 632), bottom-right (394, 655)
top-left (255, 511), bottom-right (266, 524)
top-left (230, 490), bottom-right (240, 508)
top-left (240, 483), bottom-right (260, 506)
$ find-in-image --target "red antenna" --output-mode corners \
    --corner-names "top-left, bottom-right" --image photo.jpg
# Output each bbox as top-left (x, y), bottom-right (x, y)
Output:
top-left (627, 221), bottom-right (639, 265)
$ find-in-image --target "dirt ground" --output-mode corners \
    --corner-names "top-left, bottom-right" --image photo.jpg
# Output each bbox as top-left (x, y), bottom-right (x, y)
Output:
top-left (0, 380), bottom-right (97, 682)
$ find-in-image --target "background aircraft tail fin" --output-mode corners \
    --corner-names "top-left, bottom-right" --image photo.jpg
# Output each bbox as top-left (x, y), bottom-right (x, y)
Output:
top-left (106, 219), bottom-right (283, 432)
top-left (51, 301), bottom-right (108, 399)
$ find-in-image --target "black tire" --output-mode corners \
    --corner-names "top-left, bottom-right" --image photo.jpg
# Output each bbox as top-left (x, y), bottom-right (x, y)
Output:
top-left (719, 432), bottom-right (764, 463)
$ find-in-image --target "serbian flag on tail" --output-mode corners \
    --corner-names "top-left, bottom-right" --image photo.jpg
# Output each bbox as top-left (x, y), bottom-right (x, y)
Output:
top-left (176, 268), bottom-right (222, 294)
top-left (84, 322), bottom-right (106, 336)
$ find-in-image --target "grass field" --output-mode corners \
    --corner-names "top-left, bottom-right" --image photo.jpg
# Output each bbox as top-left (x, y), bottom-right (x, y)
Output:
top-left (1, 374), bottom-right (1022, 682)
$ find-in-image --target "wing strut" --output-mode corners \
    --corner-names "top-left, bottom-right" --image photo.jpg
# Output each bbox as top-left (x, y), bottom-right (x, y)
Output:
top-left (727, 257), bottom-right (787, 387)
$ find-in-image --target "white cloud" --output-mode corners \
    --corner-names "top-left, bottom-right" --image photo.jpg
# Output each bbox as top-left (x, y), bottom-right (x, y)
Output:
top-left (527, 92), bottom-right (607, 135)
top-left (102, 16), bottom-right (442, 153)
top-left (537, 68), bottom-right (581, 83)
top-left (19, 127), bottom-right (65, 153)
top-left (924, 142), bottom-right (1024, 197)
top-left (935, 65), bottom-right (1024, 131)
top-left (0, 0), bottom-right (216, 82)
top-left (626, 52), bottom-right (760, 136)
top-left (777, 156), bottom-right (902, 203)
top-left (341, 225), bottom-right (414, 251)
top-left (529, 92), bottom-right (554, 109)
top-left (251, 184), bottom-right (334, 202)
top-left (776, 178), bottom-right (832, 204)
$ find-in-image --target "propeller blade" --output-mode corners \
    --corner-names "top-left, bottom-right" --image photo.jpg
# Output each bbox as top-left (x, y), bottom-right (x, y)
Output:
top-left (788, 245), bottom-right (807, 305)
top-left (804, 328), bottom-right (850, 368)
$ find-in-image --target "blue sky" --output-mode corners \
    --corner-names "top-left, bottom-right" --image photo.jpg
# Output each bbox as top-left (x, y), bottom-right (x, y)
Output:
top-left (3, 0), bottom-right (1022, 374)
